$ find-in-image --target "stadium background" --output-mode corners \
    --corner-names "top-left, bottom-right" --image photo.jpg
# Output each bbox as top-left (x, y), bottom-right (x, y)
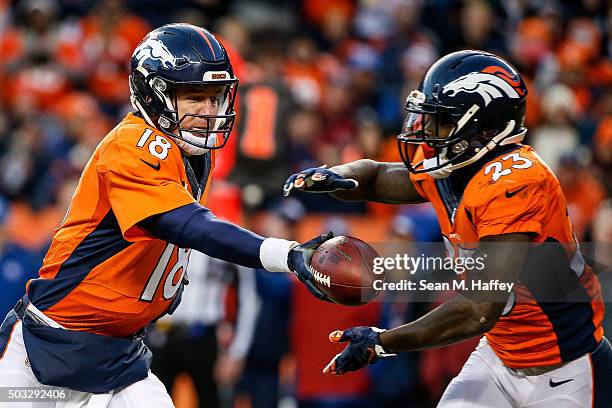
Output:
top-left (0, 0), bottom-right (609, 407)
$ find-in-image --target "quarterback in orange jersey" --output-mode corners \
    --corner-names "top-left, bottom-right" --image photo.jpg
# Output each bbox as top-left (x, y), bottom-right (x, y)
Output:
top-left (285, 51), bottom-right (611, 407)
top-left (0, 24), bottom-right (332, 407)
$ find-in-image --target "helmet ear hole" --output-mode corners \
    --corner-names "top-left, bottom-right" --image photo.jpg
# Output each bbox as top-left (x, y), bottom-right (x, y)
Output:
top-left (132, 72), bottom-right (154, 105)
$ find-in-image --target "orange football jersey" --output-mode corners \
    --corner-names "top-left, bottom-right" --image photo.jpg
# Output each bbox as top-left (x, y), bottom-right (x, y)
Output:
top-left (410, 144), bottom-right (604, 368)
top-left (26, 113), bottom-right (216, 337)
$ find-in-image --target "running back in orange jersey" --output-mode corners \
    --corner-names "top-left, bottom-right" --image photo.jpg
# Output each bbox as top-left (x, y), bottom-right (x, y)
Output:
top-left (26, 112), bottom-right (215, 337)
top-left (410, 144), bottom-right (604, 368)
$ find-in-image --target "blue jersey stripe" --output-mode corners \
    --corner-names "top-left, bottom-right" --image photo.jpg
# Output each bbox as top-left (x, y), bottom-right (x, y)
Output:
top-left (434, 177), bottom-right (458, 223)
top-left (27, 210), bottom-right (132, 311)
top-left (536, 301), bottom-right (598, 361)
top-left (521, 239), bottom-right (599, 361)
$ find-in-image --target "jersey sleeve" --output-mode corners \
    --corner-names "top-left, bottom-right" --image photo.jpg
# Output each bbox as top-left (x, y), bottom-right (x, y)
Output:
top-left (98, 132), bottom-right (195, 242)
top-left (408, 171), bottom-right (428, 201)
top-left (471, 179), bottom-right (548, 239)
top-left (407, 146), bottom-right (429, 201)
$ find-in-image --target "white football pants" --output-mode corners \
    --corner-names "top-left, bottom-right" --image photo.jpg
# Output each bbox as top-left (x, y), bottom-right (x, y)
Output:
top-left (0, 320), bottom-right (174, 408)
top-left (438, 337), bottom-right (595, 407)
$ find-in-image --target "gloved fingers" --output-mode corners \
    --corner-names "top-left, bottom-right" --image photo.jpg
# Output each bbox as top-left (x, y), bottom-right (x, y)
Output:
top-left (301, 231), bottom-right (335, 249)
top-left (332, 178), bottom-right (359, 190)
top-left (323, 353), bottom-right (342, 375)
top-left (294, 168), bottom-right (322, 187)
top-left (283, 166), bottom-right (340, 196)
top-left (283, 170), bottom-right (316, 196)
top-left (323, 348), bottom-right (357, 375)
top-left (329, 330), bottom-right (343, 343)
top-left (282, 174), bottom-right (297, 196)
top-left (328, 329), bottom-right (353, 343)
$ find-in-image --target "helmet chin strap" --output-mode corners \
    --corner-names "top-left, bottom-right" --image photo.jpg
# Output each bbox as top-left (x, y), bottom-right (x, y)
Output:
top-left (423, 149), bottom-right (453, 179)
top-left (131, 95), bottom-right (158, 129)
top-left (424, 120), bottom-right (523, 179)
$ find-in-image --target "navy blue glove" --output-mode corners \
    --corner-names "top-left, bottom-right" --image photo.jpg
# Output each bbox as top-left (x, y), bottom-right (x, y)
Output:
top-left (288, 231), bottom-right (334, 302)
top-left (323, 327), bottom-right (396, 375)
top-left (283, 166), bottom-right (358, 196)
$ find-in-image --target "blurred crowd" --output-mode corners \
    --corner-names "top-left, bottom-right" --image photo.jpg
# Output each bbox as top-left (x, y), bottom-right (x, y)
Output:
top-left (0, 0), bottom-right (610, 407)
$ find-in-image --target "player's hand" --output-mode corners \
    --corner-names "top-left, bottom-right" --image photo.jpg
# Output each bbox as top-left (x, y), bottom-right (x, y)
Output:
top-left (323, 327), bottom-right (395, 375)
top-left (288, 231), bottom-right (334, 302)
top-left (283, 165), bottom-right (359, 196)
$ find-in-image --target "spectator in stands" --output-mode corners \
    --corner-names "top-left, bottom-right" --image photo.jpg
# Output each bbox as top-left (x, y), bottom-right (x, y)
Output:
top-left (592, 199), bottom-right (612, 337)
top-left (457, 0), bottom-right (506, 55)
top-left (237, 198), bottom-right (304, 408)
top-left (592, 90), bottom-right (612, 194)
top-left (0, 196), bottom-right (43, 316)
top-left (74, 0), bottom-right (150, 113)
top-left (529, 84), bottom-right (580, 171)
top-left (557, 154), bottom-right (606, 240)
top-left (229, 34), bottom-right (294, 210)
top-left (284, 35), bottom-right (328, 109)
top-left (1, 0), bottom-right (73, 112)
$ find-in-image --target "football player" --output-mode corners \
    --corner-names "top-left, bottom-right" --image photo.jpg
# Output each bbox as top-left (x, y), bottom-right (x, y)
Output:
top-left (0, 24), bottom-right (331, 407)
top-left (284, 51), bottom-right (611, 407)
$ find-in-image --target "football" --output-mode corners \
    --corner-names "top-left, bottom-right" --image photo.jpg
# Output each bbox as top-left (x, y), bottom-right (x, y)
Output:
top-left (309, 236), bottom-right (382, 306)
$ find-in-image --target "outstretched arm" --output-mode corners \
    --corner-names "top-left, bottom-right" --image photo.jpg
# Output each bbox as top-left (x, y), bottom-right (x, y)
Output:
top-left (329, 160), bottom-right (424, 204)
top-left (139, 203), bottom-right (334, 301)
top-left (324, 233), bottom-right (531, 375)
top-left (284, 160), bottom-right (425, 204)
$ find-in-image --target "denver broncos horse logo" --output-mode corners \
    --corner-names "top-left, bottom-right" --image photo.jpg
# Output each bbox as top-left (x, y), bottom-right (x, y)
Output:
top-left (442, 66), bottom-right (525, 106)
top-left (133, 38), bottom-right (177, 70)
